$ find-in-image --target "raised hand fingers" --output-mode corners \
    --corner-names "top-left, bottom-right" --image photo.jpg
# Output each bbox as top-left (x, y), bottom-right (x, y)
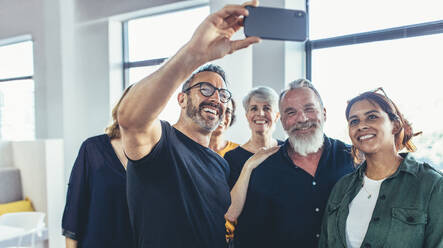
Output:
top-left (216, 4), bottom-right (249, 19)
top-left (245, 145), bottom-right (280, 170)
top-left (260, 145), bottom-right (280, 156)
top-left (229, 36), bottom-right (261, 54)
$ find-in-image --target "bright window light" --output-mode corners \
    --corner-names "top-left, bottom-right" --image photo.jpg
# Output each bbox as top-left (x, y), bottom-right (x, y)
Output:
top-left (310, 0), bottom-right (443, 39)
top-left (0, 41), bottom-right (33, 79)
top-left (0, 79), bottom-right (35, 140)
top-left (0, 40), bottom-right (35, 141)
top-left (127, 5), bottom-right (210, 62)
top-left (312, 33), bottom-right (443, 169)
top-left (125, 5), bottom-right (209, 124)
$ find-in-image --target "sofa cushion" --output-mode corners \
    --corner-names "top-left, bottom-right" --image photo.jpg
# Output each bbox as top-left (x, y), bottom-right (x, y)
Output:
top-left (0, 167), bottom-right (23, 204)
top-left (0, 197), bottom-right (34, 215)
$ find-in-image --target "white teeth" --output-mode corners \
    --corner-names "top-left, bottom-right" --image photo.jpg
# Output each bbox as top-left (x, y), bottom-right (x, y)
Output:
top-left (203, 108), bottom-right (217, 115)
top-left (359, 134), bottom-right (375, 141)
top-left (255, 120), bottom-right (266, 124)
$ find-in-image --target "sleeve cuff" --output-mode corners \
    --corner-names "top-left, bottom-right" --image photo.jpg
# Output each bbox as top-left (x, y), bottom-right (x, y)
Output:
top-left (62, 229), bottom-right (79, 240)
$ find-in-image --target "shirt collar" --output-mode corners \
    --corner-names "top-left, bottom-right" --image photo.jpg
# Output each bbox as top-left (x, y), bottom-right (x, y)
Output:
top-left (357, 152), bottom-right (419, 179)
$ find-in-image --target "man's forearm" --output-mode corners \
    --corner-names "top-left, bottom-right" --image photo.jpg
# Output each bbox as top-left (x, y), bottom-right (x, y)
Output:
top-left (118, 44), bottom-right (202, 130)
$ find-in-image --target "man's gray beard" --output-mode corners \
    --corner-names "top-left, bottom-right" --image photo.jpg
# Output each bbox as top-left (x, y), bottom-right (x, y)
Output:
top-left (186, 100), bottom-right (221, 132)
top-left (287, 122), bottom-right (324, 156)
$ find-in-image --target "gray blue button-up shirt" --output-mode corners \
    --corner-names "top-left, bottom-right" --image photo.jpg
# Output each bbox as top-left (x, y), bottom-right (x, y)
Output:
top-left (319, 153), bottom-right (443, 248)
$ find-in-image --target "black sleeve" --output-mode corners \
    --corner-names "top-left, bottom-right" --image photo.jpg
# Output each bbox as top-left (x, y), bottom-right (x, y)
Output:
top-left (61, 140), bottom-right (90, 241)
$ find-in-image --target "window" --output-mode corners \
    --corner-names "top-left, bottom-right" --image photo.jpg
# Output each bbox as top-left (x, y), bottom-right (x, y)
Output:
top-left (309, 0), bottom-right (443, 40)
top-left (123, 4), bottom-right (210, 123)
top-left (307, 1), bottom-right (443, 169)
top-left (0, 39), bottom-right (35, 140)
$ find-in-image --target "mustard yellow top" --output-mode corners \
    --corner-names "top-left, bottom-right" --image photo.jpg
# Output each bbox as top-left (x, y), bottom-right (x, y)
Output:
top-left (216, 141), bottom-right (240, 157)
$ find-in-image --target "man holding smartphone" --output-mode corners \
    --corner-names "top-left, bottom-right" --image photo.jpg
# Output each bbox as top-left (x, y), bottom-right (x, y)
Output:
top-left (117, 1), bottom-right (260, 248)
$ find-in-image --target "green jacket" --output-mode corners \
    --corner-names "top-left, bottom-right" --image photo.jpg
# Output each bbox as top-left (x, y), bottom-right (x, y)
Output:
top-left (319, 153), bottom-right (443, 248)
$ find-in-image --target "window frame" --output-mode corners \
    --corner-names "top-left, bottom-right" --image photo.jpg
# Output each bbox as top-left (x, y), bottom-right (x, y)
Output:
top-left (0, 37), bottom-right (35, 140)
top-left (305, 0), bottom-right (443, 80)
top-left (122, 3), bottom-right (209, 88)
top-left (0, 37), bottom-right (34, 83)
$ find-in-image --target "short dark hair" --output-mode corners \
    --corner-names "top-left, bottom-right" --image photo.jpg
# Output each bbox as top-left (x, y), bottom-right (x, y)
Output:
top-left (182, 64), bottom-right (227, 92)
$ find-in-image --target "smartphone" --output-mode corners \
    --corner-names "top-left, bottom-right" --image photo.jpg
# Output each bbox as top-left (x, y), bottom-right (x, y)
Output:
top-left (244, 6), bottom-right (307, 42)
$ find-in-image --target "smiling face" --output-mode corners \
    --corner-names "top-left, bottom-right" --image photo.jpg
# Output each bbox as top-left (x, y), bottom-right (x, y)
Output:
top-left (280, 88), bottom-right (326, 155)
top-left (246, 97), bottom-right (279, 135)
top-left (347, 99), bottom-right (398, 155)
top-left (184, 71), bottom-right (227, 132)
top-left (280, 88), bottom-right (325, 138)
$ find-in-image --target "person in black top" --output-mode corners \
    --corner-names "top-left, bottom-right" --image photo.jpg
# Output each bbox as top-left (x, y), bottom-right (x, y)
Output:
top-left (228, 79), bottom-right (355, 248)
top-left (62, 86), bottom-right (133, 248)
top-left (117, 2), bottom-right (260, 248)
top-left (224, 86), bottom-right (283, 190)
top-left (223, 86), bottom-right (282, 244)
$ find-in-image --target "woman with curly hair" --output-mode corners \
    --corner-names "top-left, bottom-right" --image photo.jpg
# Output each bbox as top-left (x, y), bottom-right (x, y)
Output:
top-left (319, 88), bottom-right (443, 248)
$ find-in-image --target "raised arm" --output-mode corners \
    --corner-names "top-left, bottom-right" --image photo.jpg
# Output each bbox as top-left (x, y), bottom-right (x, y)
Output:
top-left (118, 1), bottom-right (260, 160)
top-left (225, 146), bottom-right (280, 222)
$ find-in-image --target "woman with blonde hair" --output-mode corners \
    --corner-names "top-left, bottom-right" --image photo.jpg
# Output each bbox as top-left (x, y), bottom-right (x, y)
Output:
top-left (319, 88), bottom-right (443, 247)
top-left (62, 85), bottom-right (134, 248)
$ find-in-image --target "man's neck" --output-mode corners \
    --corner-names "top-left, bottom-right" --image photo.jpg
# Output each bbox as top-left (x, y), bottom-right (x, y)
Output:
top-left (173, 120), bottom-right (211, 147)
top-left (287, 144), bottom-right (323, 177)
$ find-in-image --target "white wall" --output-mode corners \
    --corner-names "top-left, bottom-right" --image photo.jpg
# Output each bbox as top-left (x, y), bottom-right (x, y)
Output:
top-left (0, 142), bottom-right (13, 168)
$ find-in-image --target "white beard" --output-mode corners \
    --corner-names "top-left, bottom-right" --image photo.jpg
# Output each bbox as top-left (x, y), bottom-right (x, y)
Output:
top-left (287, 122), bottom-right (324, 156)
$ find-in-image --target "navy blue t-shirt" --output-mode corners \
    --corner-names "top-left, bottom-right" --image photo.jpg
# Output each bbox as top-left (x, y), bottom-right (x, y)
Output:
top-left (224, 140), bottom-right (284, 189)
top-left (62, 134), bottom-right (133, 248)
top-left (126, 121), bottom-right (231, 248)
top-left (235, 136), bottom-right (354, 248)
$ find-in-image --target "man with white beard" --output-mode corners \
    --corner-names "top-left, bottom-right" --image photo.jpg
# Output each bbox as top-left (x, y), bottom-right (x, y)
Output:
top-left (231, 79), bottom-right (355, 248)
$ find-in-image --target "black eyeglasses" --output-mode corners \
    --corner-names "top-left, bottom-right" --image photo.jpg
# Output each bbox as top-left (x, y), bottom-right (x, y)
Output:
top-left (183, 82), bottom-right (232, 103)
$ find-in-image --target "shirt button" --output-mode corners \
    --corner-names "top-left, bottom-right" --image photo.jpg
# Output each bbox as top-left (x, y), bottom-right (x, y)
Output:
top-left (315, 233), bottom-right (320, 238)
top-left (363, 243), bottom-right (371, 248)
top-left (312, 181), bottom-right (317, 186)
top-left (379, 195), bottom-right (386, 200)
top-left (315, 208), bottom-right (320, 212)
